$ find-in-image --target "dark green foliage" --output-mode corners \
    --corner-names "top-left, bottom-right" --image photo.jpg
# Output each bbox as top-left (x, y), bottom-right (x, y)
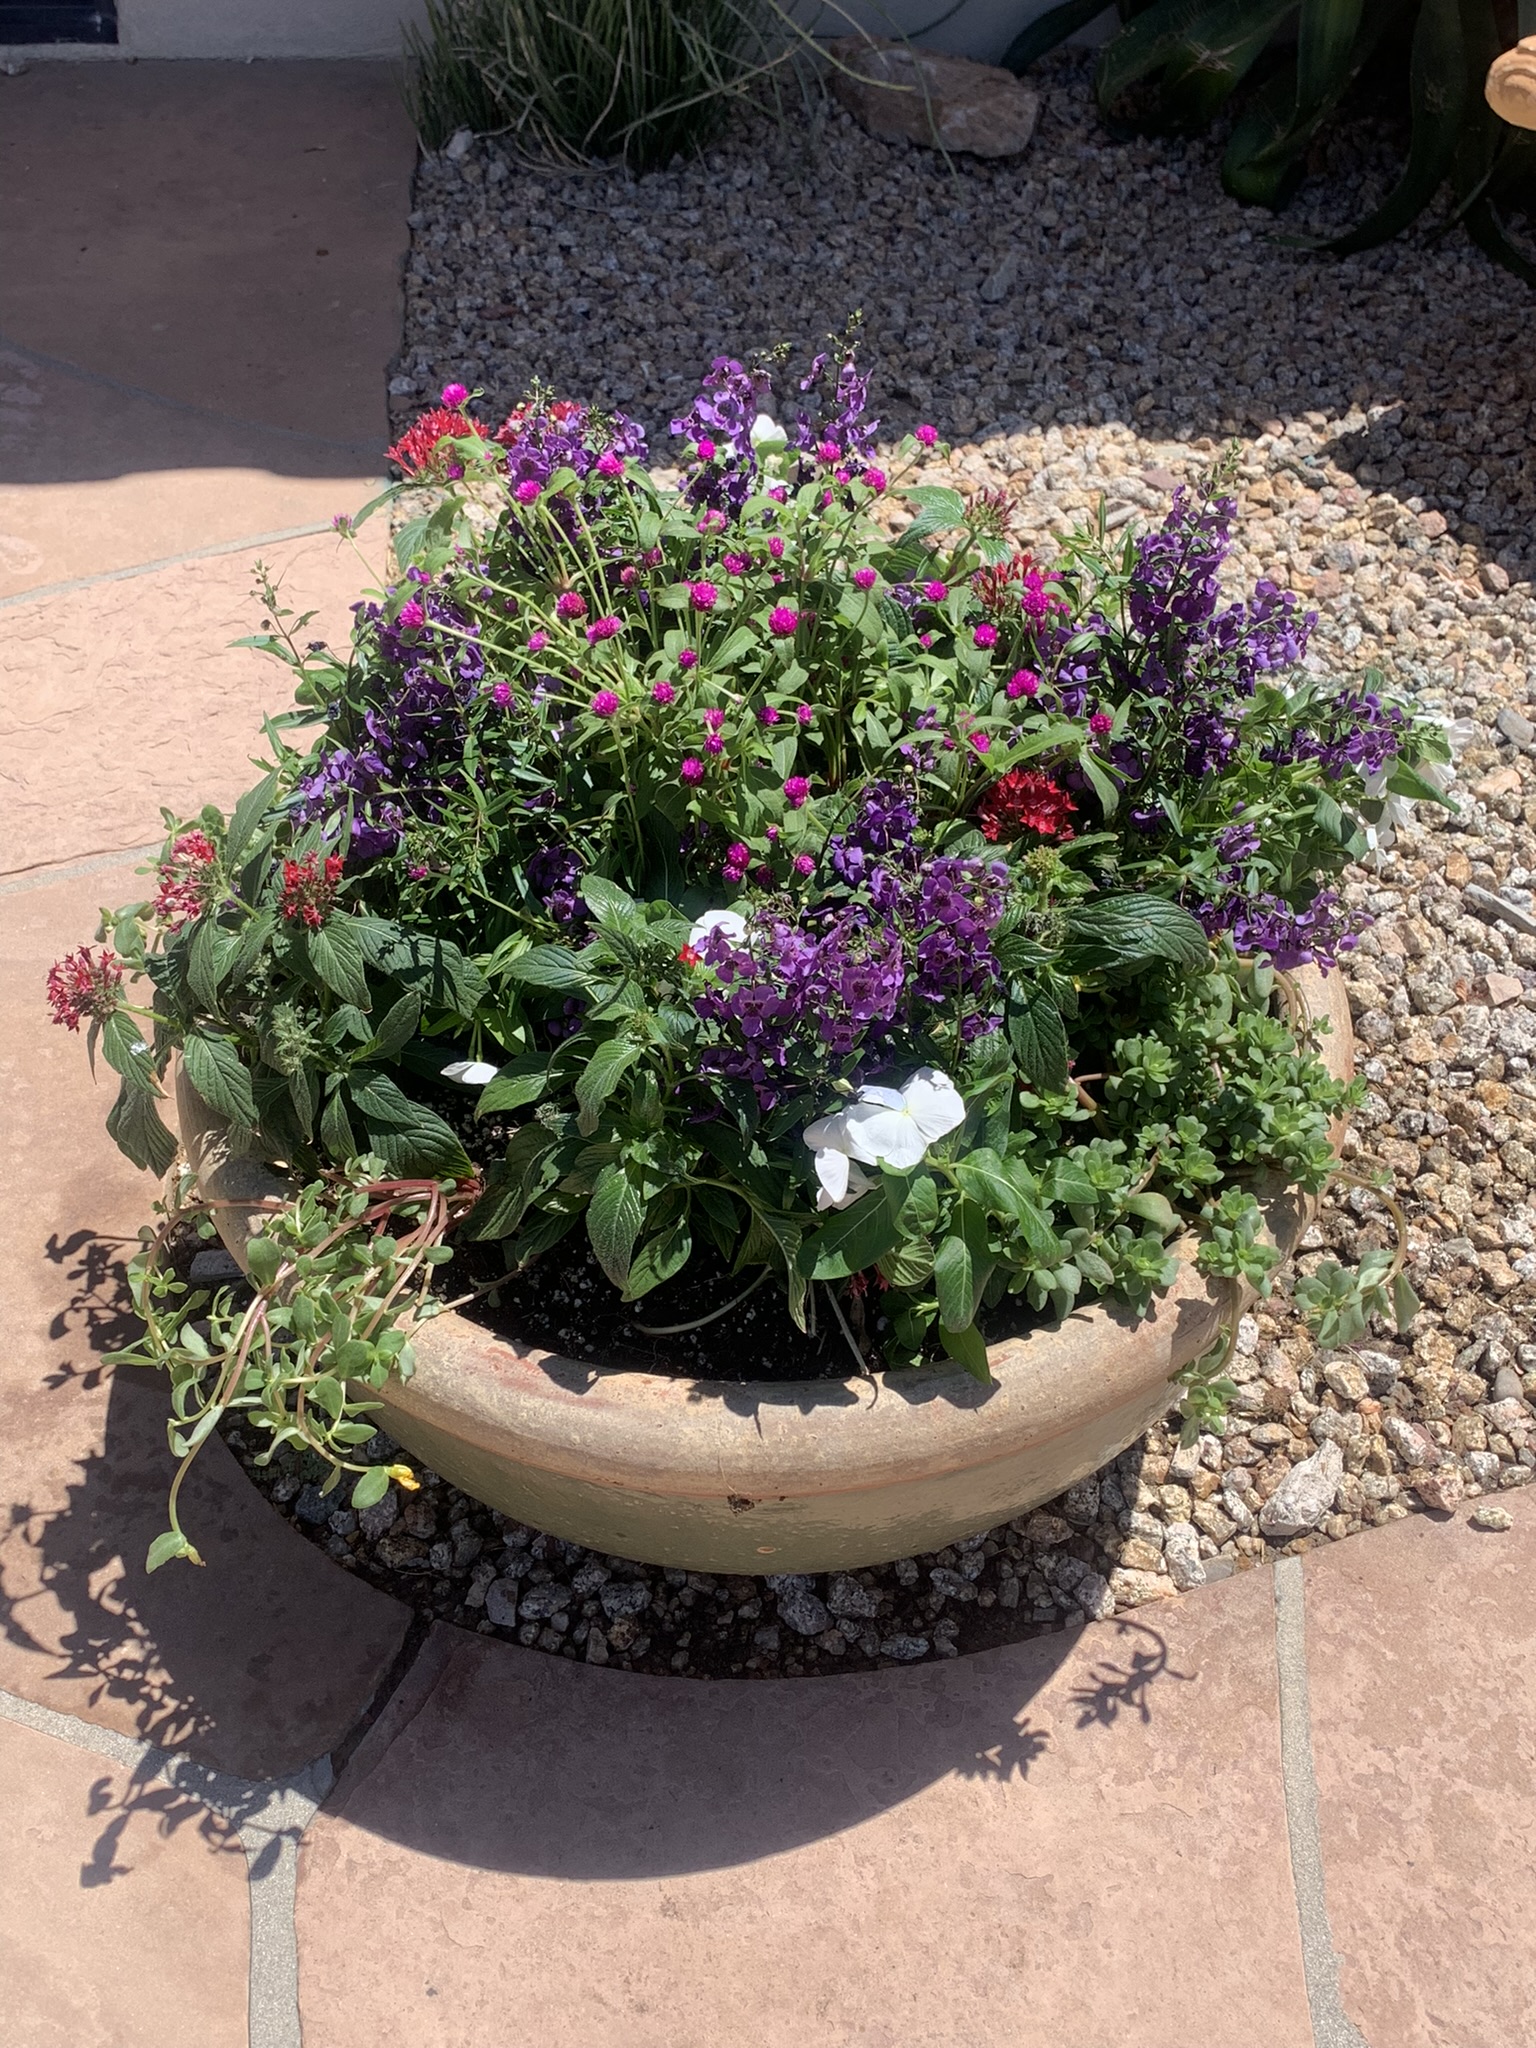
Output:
top-left (1004, 0), bottom-right (1536, 279)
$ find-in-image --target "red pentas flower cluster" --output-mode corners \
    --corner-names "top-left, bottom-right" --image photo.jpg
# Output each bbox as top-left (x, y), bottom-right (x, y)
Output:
top-left (974, 769), bottom-right (1078, 845)
top-left (279, 852), bottom-right (343, 928)
top-left (46, 946), bottom-right (124, 1031)
top-left (151, 829), bottom-right (219, 931)
top-left (972, 550), bottom-right (1059, 623)
top-left (385, 404), bottom-right (489, 482)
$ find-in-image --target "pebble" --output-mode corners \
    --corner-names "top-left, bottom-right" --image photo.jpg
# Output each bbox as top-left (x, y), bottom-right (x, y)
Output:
top-left (775, 1585), bottom-right (833, 1637)
top-left (1161, 1522), bottom-right (1206, 1590)
top-left (1469, 1504), bottom-right (1514, 1530)
top-left (1259, 1442), bottom-right (1345, 1541)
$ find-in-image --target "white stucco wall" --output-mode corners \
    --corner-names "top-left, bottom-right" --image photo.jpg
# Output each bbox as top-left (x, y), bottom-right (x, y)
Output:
top-left (3, 0), bottom-right (1109, 62)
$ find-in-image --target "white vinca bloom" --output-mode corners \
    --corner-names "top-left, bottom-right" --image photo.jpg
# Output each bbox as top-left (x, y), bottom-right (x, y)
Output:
top-left (440, 1059), bottom-right (500, 1087)
top-left (748, 411), bottom-right (786, 454)
top-left (688, 907), bottom-right (748, 951)
top-left (803, 1068), bottom-right (966, 1211)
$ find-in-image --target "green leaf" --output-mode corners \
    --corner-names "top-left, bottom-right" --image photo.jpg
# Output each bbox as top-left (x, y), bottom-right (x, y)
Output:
top-left (1007, 987), bottom-right (1070, 1091)
top-left (106, 1083), bottom-right (178, 1174)
top-left (587, 1161), bottom-right (646, 1289)
top-left (1000, 0), bottom-right (1114, 73)
top-left (245, 1234), bottom-right (280, 1287)
top-left (1065, 892), bottom-right (1210, 978)
top-left (1391, 1270), bottom-right (1420, 1334)
top-left (145, 1529), bottom-right (195, 1573)
top-left (345, 1073), bottom-right (471, 1176)
top-left (939, 1319), bottom-right (991, 1383)
top-left (320, 1084), bottom-right (356, 1160)
top-left (99, 1008), bottom-right (156, 1089)
top-left (1078, 749), bottom-right (1121, 819)
top-left (476, 1053), bottom-right (549, 1115)
top-left (303, 918), bottom-right (371, 1010)
top-left (953, 1148), bottom-right (1022, 1218)
top-left (187, 915), bottom-right (238, 1012)
top-left (896, 1173), bottom-right (940, 1237)
top-left (225, 766), bottom-right (283, 864)
top-left (1124, 1191), bottom-right (1180, 1235)
top-left (805, 1188), bottom-right (903, 1281)
top-left (574, 1038), bottom-right (643, 1136)
top-left (934, 1229), bottom-right (974, 1332)
top-left (504, 944), bottom-right (591, 993)
top-left (901, 484), bottom-right (966, 543)
top-left (350, 1465), bottom-right (391, 1510)
top-left (1310, 0), bottom-right (1476, 253)
top-left (580, 874), bottom-right (642, 932)
top-left (182, 1031), bottom-right (259, 1131)
top-left (463, 1123), bottom-right (557, 1239)
top-left (624, 1217), bottom-right (693, 1300)
top-left (352, 917), bottom-right (488, 1012)
top-left (361, 989), bottom-right (422, 1064)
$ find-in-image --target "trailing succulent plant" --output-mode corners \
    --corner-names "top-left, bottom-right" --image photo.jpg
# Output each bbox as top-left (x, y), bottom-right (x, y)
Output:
top-left (1005, 0), bottom-right (1536, 282)
top-left (52, 341), bottom-right (1446, 1565)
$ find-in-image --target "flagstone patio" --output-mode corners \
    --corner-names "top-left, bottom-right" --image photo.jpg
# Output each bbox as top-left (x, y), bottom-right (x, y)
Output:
top-left (2, 53), bottom-right (1532, 2048)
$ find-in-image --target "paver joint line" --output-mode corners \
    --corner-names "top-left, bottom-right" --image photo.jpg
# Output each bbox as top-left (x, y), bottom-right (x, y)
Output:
top-left (0, 520), bottom-right (370, 614)
top-left (1273, 1557), bottom-right (1370, 2048)
top-left (0, 843), bottom-right (161, 891)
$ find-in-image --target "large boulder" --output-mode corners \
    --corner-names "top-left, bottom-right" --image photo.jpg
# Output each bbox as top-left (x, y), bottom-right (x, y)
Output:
top-left (827, 37), bottom-right (1040, 159)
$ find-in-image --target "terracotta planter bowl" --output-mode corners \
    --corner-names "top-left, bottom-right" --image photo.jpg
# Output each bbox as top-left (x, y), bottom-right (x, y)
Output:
top-left (176, 965), bottom-right (1352, 1573)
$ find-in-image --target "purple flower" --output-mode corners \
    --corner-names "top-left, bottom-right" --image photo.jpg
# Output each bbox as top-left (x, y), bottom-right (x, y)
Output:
top-left (670, 356), bottom-right (773, 514)
top-left (784, 775), bottom-right (811, 809)
top-left (590, 689), bottom-right (620, 717)
top-left (514, 479), bottom-right (542, 505)
top-left (527, 630), bottom-right (548, 653)
top-left (651, 679), bottom-right (676, 705)
top-left (923, 580), bottom-right (948, 603)
top-left (398, 599), bottom-right (425, 629)
top-left (680, 756), bottom-right (705, 785)
top-left (769, 605), bottom-right (799, 636)
top-left (690, 582), bottom-right (718, 611)
top-left (853, 567), bottom-right (876, 590)
top-left (528, 844), bottom-right (587, 926)
top-left (586, 615), bottom-right (622, 643)
top-left (678, 648), bottom-right (699, 670)
top-left (1007, 669), bottom-right (1039, 699)
top-left (441, 382), bottom-right (468, 406)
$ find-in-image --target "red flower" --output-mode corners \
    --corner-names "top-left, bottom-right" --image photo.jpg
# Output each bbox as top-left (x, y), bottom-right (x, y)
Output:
top-left (152, 829), bottom-right (219, 931)
top-left (46, 946), bottom-right (124, 1031)
top-left (974, 769), bottom-right (1077, 845)
top-left (385, 405), bottom-right (489, 482)
top-left (971, 550), bottom-right (1060, 622)
top-left (279, 852), bottom-right (344, 929)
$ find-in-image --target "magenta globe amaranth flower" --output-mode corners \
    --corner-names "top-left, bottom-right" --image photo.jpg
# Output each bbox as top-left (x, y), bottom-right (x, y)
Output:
top-left (679, 756), bottom-right (705, 785)
top-left (689, 582), bottom-right (719, 611)
top-left (555, 592), bottom-right (586, 620)
top-left (783, 775), bottom-right (811, 809)
top-left (974, 623), bottom-right (998, 649)
top-left (769, 605), bottom-right (799, 637)
top-left (514, 479), bottom-right (541, 505)
top-left (586, 615), bottom-right (622, 644)
top-left (441, 382), bottom-right (468, 406)
top-left (651, 679), bottom-right (676, 706)
top-left (590, 689), bottom-right (620, 717)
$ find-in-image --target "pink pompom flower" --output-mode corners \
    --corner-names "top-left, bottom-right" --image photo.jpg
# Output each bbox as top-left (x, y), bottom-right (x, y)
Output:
top-left (1006, 669), bottom-right (1039, 699)
top-left (595, 452), bottom-right (624, 478)
top-left (651, 679), bottom-right (676, 705)
top-left (852, 567), bottom-right (876, 590)
top-left (793, 853), bottom-right (815, 877)
top-left (398, 598), bottom-right (425, 629)
top-left (590, 689), bottom-right (620, 717)
top-left (783, 776), bottom-right (811, 809)
top-left (768, 605), bottom-right (799, 637)
top-left (689, 581), bottom-right (719, 610)
top-left (555, 592), bottom-right (587, 619)
top-left (678, 648), bottom-right (699, 670)
top-left (679, 757), bottom-right (705, 785)
top-left (441, 382), bottom-right (468, 406)
top-left (527, 630), bottom-right (549, 654)
top-left (514, 479), bottom-right (542, 505)
top-left (915, 423), bottom-right (938, 447)
top-left (1088, 710), bottom-right (1114, 736)
top-left (586, 615), bottom-right (622, 643)
top-left (974, 622), bottom-right (999, 649)
top-left (922, 580), bottom-right (948, 603)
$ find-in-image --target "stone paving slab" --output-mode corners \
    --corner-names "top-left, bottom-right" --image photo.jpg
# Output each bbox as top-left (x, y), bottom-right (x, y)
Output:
top-left (0, 865), bottom-right (412, 1777)
top-left (297, 1569), bottom-right (1313, 2048)
top-left (0, 60), bottom-right (412, 464)
top-left (0, 1709), bottom-right (249, 2047)
top-left (2, 530), bottom-right (376, 876)
top-left (1301, 1494), bottom-right (1536, 2048)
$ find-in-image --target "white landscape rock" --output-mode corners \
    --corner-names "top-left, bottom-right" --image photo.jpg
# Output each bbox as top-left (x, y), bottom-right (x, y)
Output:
top-left (1258, 1440), bottom-right (1345, 1541)
top-left (827, 37), bottom-right (1040, 159)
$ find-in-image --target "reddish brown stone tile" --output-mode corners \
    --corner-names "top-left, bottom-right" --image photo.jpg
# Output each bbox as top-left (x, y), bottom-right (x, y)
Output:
top-left (0, 868), bottom-right (410, 1776)
top-left (0, 60), bottom-right (412, 469)
top-left (1301, 1497), bottom-right (1536, 2048)
top-left (298, 1574), bottom-right (1312, 2048)
top-left (2, 532), bottom-right (367, 876)
top-left (0, 1711), bottom-right (248, 2047)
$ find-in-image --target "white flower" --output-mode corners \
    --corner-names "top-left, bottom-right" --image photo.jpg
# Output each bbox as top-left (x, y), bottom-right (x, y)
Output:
top-left (749, 411), bottom-right (786, 454)
top-left (688, 907), bottom-right (748, 951)
top-left (440, 1059), bottom-right (499, 1086)
top-left (803, 1067), bottom-right (966, 1210)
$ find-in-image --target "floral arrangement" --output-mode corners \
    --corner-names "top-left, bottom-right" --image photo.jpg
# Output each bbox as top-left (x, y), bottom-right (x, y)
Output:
top-left (54, 344), bottom-right (1449, 1566)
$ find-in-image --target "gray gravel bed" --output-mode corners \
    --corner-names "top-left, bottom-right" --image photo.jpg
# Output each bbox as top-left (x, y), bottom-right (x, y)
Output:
top-left (223, 54), bottom-right (1536, 1673)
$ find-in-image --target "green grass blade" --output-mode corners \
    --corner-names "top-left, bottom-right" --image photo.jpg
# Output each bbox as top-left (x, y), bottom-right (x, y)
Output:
top-left (1222, 0), bottom-right (1395, 205)
top-left (1312, 0), bottom-right (1476, 253)
top-left (1000, 0), bottom-right (1116, 74)
top-left (1295, 0), bottom-right (1364, 107)
top-left (1095, 0), bottom-right (1294, 110)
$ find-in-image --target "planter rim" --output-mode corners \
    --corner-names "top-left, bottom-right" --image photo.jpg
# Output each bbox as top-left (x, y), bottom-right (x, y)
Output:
top-left (174, 964), bottom-right (1353, 1512)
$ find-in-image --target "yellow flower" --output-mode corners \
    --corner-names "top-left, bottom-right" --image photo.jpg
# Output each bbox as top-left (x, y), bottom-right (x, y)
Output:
top-left (386, 1463), bottom-right (421, 1492)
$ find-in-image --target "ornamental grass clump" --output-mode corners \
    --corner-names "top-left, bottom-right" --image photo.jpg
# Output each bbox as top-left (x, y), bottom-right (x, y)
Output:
top-left (57, 341), bottom-right (1450, 1566)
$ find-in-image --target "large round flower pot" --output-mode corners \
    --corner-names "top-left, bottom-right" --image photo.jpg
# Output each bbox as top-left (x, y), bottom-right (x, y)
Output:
top-left (176, 966), bottom-right (1352, 1573)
